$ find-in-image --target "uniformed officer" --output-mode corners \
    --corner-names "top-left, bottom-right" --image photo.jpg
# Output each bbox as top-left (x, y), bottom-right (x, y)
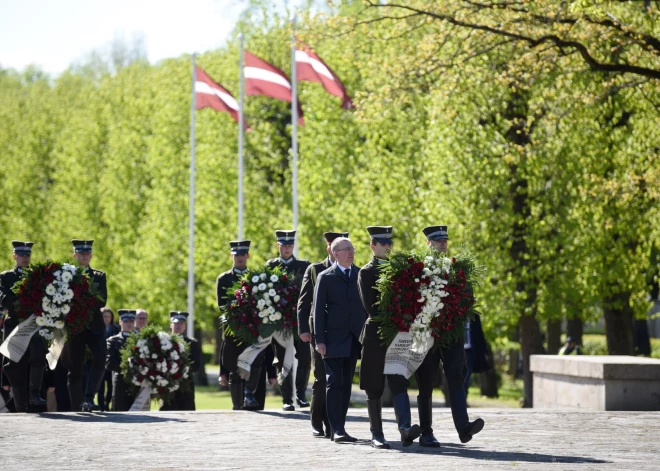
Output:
top-left (298, 231), bottom-right (348, 437)
top-left (0, 241), bottom-right (47, 412)
top-left (105, 309), bottom-right (136, 412)
top-left (266, 229), bottom-right (311, 411)
top-left (160, 311), bottom-right (202, 411)
top-left (64, 239), bottom-right (108, 412)
top-left (417, 225), bottom-right (484, 445)
top-left (217, 240), bottom-right (270, 410)
top-left (358, 226), bottom-right (421, 449)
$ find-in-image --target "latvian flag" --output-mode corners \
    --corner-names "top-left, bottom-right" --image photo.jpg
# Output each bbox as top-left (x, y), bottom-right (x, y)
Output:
top-left (244, 50), bottom-right (304, 125)
top-left (295, 41), bottom-right (353, 110)
top-left (195, 66), bottom-right (249, 129)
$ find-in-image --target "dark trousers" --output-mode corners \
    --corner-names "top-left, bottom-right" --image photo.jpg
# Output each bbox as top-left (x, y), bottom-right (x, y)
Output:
top-left (65, 329), bottom-right (106, 409)
top-left (245, 349), bottom-right (268, 409)
top-left (98, 369), bottom-right (113, 411)
top-left (323, 338), bottom-right (360, 435)
top-left (111, 372), bottom-right (135, 412)
top-left (464, 347), bottom-right (474, 397)
top-left (416, 341), bottom-right (468, 432)
top-left (2, 334), bottom-right (46, 387)
top-left (310, 343), bottom-right (330, 430)
top-left (275, 338), bottom-right (311, 403)
top-left (160, 380), bottom-right (196, 411)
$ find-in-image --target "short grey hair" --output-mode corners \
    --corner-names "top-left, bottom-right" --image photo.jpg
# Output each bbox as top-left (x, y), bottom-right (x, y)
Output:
top-left (330, 237), bottom-right (351, 254)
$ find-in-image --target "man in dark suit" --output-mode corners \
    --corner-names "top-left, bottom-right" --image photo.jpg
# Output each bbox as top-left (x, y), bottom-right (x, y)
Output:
top-left (160, 311), bottom-right (202, 411)
top-left (266, 229), bottom-right (311, 411)
top-left (64, 239), bottom-right (108, 412)
top-left (0, 241), bottom-right (47, 412)
top-left (313, 237), bottom-right (366, 443)
top-left (106, 309), bottom-right (136, 411)
top-left (217, 240), bottom-right (273, 410)
top-left (359, 226), bottom-right (421, 449)
top-left (298, 230), bottom-right (348, 437)
top-left (417, 225), bottom-right (484, 445)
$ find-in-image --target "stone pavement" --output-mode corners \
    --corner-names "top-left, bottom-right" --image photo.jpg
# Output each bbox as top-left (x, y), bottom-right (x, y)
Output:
top-left (1, 408), bottom-right (658, 470)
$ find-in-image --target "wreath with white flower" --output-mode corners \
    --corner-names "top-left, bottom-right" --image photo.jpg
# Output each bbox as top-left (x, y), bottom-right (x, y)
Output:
top-left (11, 260), bottom-right (100, 341)
top-left (221, 266), bottom-right (300, 346)
top-left (120, 325), bottom-right (192, 402)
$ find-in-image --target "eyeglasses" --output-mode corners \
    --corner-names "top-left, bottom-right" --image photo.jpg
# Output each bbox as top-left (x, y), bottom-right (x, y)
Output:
top-left (335, 247), bottom-right (356, 253)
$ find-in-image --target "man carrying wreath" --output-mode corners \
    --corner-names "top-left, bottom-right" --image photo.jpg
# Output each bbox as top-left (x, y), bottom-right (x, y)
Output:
top-left (359, 226), bottom-right (421, 449)
top-left (416, 225), bottom-right (484, 445)
top-left (106, 309), bottom-right (136, 411)
top-left (0, 241), bottom-right (46, 412)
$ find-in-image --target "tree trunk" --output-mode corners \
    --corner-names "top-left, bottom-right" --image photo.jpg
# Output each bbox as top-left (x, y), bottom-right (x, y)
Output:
top-left (566, 317), bottom-right (584, 346)
top-left (546, 319), bottom-right (562, 355)
top-left (519, 314), bottom-right (544, 407)
top-left (603, 291), bottom-right (635, 355)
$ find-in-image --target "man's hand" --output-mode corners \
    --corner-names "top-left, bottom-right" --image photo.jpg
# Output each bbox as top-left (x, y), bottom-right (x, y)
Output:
top-left (316, 343), bottom-right (326, 356)
top-left (299, 332), bottom-right (311, 343)
top-left (268, 377), bottom-right (277, 387)
top-left (2, 385), bottom-right (9, 391)
top-left (47, 387), bottom-right (55, 393)
top-left (218, 374), bottom-right (228, 387)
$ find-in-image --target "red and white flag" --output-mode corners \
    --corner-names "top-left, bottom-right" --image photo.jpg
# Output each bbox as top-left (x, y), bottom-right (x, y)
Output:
top-left (244, 50), bottom-right (304, 124)
top-left (195, 66), bottom-right (249, 129)
top-left (295, 41), bottom-right (353, 110)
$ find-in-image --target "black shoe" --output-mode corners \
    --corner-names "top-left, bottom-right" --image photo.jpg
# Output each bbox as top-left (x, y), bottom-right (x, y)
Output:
top-left (312, 426), bottom-right (325, 438)
top-left (28, 392), bottom-right (47, 407)
top-left (419, 430), bottom-right (440, 448)
top-left (282, 402), bottom-right (295, 411)
top-left (81, 401), bottom-right (100, 412)
top-left (370, 434), bottom-right (391, 450)
top-left (325, 428), bottom-right (332, 439)
top-left (243, 392), bottom-right (260, 411)
top-left (333, 432), bottom-right (358, 443)
top-left (459, 418), bottom-right (485, 443)
top-left (296, 396), bottom-right (310, 408)
top-left (392, 393), bottom-right (421, 446)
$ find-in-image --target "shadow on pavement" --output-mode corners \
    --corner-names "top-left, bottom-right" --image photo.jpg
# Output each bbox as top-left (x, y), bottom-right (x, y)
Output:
top-left (38, 412), bottom-right (188, 424)
top-left (258, 410), bottom-right (397, 425)
top-left (392, 442), bottom-right (609, 464)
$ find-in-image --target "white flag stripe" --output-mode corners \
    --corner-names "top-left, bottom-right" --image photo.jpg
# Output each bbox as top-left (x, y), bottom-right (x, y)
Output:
top-left (195, 81), bottom-right (239, 111)
top-left (295, 50), bottom-right (335, 82)
top-left (244, 67), bottom-right (292, 90)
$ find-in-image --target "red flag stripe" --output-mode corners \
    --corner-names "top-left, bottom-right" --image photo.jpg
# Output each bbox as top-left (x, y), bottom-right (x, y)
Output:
top-left (195, 81), bottom-right (239, 111)
top-left (295, 47), bottom-right (353, 109)
top-left (195, 66), bottom-right (249, 129)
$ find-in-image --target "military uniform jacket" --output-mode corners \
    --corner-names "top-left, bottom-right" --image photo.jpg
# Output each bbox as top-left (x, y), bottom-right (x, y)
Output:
top-left (297, 257), bottom-right (331, 337)
top-left (0, 267), bottom-right (23, 333)
top-left (357, 258), bottom-right (388, 391)
top-left (162, 335), bottom-right (201, 411)
top-left (83, 266), bottom-right (108, 335)
top-left (265, 257), bottom-right (311, 280)
top-left (106, 331), bottom-right (134, 411)
top-left (217, 268), bottom-right (246, 371)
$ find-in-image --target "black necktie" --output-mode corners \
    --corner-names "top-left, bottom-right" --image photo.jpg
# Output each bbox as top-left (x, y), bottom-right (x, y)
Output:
top-left (344, 268), bottom-right (350, 278)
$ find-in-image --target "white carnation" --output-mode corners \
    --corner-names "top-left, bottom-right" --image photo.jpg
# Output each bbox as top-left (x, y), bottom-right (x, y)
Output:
top-left (36, 316), bottom-right (46, 326)
top-left (260, 273), bottom-right (267, 281)
top-left (45, 284), bottom-right (56, 296)
top-left (258, 283), bottom-right (267, 291)
top-left (252, 275), bottom-right (260, 283)
top-left (270, 274), bottom-right (279, 282)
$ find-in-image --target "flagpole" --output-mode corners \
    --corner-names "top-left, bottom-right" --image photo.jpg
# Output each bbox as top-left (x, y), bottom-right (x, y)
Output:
top-left (238, 34), bottom-right (245, 240)
top-left (187, 52), bottom-right (197, 338)
top-left (291, 14), bottom-right (299, 257)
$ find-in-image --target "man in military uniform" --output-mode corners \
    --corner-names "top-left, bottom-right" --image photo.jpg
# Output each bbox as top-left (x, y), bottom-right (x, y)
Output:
top-left (160, 311), bottom-right (202, 411)
top-left (266, 229), bottom-right (311, 411)
top-left (298, 231), bottom-right (348, 437)
top-left (106, 309), bottom-right (135, 411)
top-left (0, 241), bottom-right (47, 412)
top-left (359, 226), bottom-right (421, 449)
top-left (64, 239), bottom-right (108, 412)
top-left (417, 225), bottom-right (484, 445)
top-left (217, 240), bottom-right (270, 410)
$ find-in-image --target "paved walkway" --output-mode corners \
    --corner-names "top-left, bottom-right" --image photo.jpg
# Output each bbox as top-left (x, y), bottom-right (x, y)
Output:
top-left (1, 408), bottom-right (658, 470)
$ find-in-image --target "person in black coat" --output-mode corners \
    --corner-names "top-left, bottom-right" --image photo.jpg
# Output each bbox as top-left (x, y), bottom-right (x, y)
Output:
top-left (298, 231), bottom-right (348, 438)
top-left (464, 314), bottom-right (491, 396)
top-left (313, 237), bottom-right (366, 443)
top-left (266, 229), bottom-right (311, 411)
top-left (160, 311), bottom-right (202, 411)
top-left (217, 240), bottom-right (270, 410)
top-left (63, 239), bottom-right (108, 412)
top-left (106, 309), bottom-right (136, 412)
top-left (98, 307), bottom-right (120, 411)
top-left (359, 226), bottom-right (421, 449)
top-left (0, 241), bottom-right (47, 412)
top-left (417, 225), bottom-right (484, 445)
